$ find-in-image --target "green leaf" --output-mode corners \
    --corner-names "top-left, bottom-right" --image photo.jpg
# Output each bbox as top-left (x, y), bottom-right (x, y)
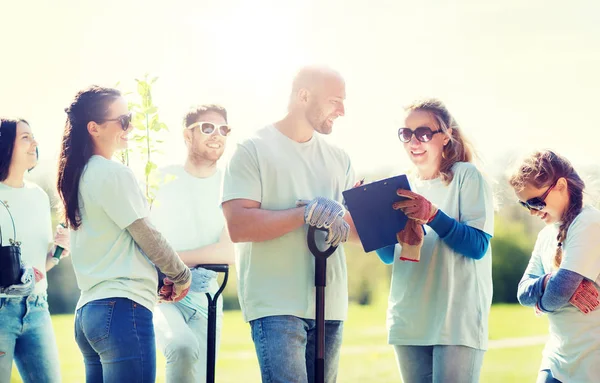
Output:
top-left (151, 76), bottom-right (159, 84)
top-left (145, 162), bottom-right (158, 177)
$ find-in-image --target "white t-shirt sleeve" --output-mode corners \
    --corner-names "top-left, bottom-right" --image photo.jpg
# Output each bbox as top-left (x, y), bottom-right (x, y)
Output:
top-left (343, 154), bottom-right (357, 192)
top-left (222, 143), bottom-right (262, 204)
top-left (94, 167), bottom-right (149, 229)
top-left (457, 165), bottom-right (494, 236)
top-left (560, 219), bottom-right (600, 281)
top-left (523, 231), bottom-right (547, 277)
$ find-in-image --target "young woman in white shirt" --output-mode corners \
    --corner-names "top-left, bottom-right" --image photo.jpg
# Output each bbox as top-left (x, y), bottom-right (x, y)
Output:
top-left (0, 117), bottom-right (69, 383)
top-left (56, 86), bottom-right (192, 382)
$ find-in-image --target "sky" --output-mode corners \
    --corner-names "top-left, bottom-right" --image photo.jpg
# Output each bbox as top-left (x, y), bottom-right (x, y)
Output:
top-left (1, 0), bottom-right (599, 181)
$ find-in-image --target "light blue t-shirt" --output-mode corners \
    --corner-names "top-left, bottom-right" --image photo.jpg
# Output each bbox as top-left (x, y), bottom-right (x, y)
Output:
top-left (524, 205), bottom-right (600, 382)
top-left (387, 162), bottom-right (494, 350)
top-left (0, 181), bottom-right (52, 296)
top-left (72, 156), bottom-right (156, 311)
top-left (150, 165), bottom-right (224, 317)
top-left (222, 125), bottom-right (355, 323)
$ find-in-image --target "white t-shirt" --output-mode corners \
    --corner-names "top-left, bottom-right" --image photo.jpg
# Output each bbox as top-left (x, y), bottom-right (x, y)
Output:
top-left (387, 162), bottom-right (495, 350)
top-left (524, 205), bottom-right (600, 382)
top-left (222, 125), bottom-right (356, 322)
top-left (150, 165), bottom-right (224, 317)
top-left (0, 181), bottom-right (52, 296)
top-left (71, 155), bottom-right (157, 311)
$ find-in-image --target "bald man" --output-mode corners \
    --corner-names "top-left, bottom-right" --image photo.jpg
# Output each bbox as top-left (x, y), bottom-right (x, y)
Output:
top-left (222, 66), bottom-right (358, 382)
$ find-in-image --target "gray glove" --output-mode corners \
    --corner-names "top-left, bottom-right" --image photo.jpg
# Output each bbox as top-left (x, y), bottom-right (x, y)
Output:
top-left (297, 198), bottom-right (350, 247)
top-left (189, 267), bottom-right (218, 293)
top-left (325, 215), bottom-right (350, 247)
top-left (297, 197), bottom-right (346, 228)
top-left (0, 265), bottom-right (35, 296)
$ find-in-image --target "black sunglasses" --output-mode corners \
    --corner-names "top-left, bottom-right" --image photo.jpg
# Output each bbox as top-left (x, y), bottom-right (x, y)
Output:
top-left (398, 126), bottom-right (443, 143)
top-left (518, 179), bottom-right (558, 211)
top-left (102, 113), bottom-right (132, 131)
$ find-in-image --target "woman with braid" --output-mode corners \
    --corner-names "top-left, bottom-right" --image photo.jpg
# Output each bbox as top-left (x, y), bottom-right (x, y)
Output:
top-left (57, 86), bottom-right (192, 382)
top-left (512, 150), bottom-right (600, 383)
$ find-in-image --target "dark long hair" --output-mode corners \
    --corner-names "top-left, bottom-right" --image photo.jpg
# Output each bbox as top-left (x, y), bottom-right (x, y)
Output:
top-left (0, 118), bottom-right (32, 181)
top-left (57, 86), bottom-right (121, 229)
top-left (509, 150), bottom-right (585, 269)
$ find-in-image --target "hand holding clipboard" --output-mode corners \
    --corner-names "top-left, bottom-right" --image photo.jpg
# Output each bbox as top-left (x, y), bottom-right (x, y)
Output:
top-left (342, 175), bottom-right (428, 261)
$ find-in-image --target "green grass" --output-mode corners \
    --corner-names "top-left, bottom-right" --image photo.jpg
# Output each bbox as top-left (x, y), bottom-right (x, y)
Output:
top-left (11, 304), bottom-right (548, 382)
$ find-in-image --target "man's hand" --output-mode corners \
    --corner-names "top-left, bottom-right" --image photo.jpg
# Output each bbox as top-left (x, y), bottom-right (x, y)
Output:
top-left (570, 279), bottom-right (600, 314)
top-left (189, 267), bottom-right (218, 293)
top-left (396, 219), bottom-right (424, 262)
top-left (297, 198), bottom-right (349, 247)
top-left (326, 215), bottom-right (350, 247)
top-left (394, 189), bottom-right (438, 224)
top-left (297, 197), bottom-right (346, 229)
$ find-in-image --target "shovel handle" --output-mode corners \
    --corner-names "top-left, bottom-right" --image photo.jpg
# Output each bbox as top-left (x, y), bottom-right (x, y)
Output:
top-left (307, 226), bottom-right (338, 258)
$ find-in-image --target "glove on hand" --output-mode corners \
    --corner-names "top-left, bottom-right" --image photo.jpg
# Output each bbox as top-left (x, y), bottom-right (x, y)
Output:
top-left (396, 219), bottom-right (424, 262)
top-left (569, 279), bottom-right (600, 314)
top-left (188, 267), bottom-right (218, 293)
top-left (394, 189), bottom-right (438, 224)
top-left (297, 197), bottom-right (346, 229)
top-left (297, 198), bottom-right (349, 247)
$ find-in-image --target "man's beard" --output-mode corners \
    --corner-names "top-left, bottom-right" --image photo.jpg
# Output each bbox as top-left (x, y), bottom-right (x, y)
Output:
top-left (188, 146), bottom-right (222, 165)
top-left (306, 106), bottom-right (331, 135)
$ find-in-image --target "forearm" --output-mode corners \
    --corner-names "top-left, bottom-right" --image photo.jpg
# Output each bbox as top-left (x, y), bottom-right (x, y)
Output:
top-left (427, 210), bottom-right (491, 260)
top-left (538, 269), bottom-right (584, 313)
top-left (127, 218), bottom-right (191, 284)
top-left (517, 273), bottom-right (547, 307)
top-left (227, 206), bottom-right (306, 243)
top-left (45, 249), bottom-right (57, 272)
top-left (178, 234), bottom-right (235, 267)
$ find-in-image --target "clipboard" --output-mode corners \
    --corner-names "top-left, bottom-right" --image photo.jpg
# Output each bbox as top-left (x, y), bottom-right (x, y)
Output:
top-left (343, 174), bottom-right (419, 253)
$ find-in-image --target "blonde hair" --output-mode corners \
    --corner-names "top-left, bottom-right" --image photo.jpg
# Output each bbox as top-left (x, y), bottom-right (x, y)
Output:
top-left (405, 98), bottom-right (476, 184)
top-left (509, 150), bottom-right (585, 269)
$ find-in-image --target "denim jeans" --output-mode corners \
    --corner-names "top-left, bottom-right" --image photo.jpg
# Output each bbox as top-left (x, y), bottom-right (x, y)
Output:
top-left (394, 345), bottom-right (485, 383)
top-left (250, 315), bottom-right (344, 383)
top-left (154, 302), bottom-right (222, 383)
top-left (537, 369), bottom-right (562, 383)
top-left (0, 294), bottom-right (61, 383)
top-left (75, 297), bottom-right (156, 383)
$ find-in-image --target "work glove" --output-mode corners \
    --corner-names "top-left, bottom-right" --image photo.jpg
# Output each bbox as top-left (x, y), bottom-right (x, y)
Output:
top-left (297, 198), bottom-right (349, 247)
top-left (396, 219), bottom-right (424, 262)
top-left (394, 189), bottom-right (438, 224)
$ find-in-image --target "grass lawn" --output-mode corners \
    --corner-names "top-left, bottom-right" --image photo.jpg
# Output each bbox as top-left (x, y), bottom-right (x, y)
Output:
top-left (11, 304), bottom-right (548, 382)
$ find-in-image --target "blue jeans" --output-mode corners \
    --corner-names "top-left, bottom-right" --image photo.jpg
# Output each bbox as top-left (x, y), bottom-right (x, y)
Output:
top-left (75, 297), bottom-right (156, 383)
top-left (0, 294), bottom-right (61, 383)
top-left (250, 315), bottom-right (344, 383)
top-left (154, 302), bottom-right (222, 383)
top-left (537, 369), bottom-right (561, 383)
top-left (394, 345), bottom-right (485, 383)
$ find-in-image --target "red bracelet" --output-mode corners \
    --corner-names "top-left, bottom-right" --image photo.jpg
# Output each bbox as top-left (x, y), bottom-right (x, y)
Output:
top-left (427, 210), bottom-right (439, 224)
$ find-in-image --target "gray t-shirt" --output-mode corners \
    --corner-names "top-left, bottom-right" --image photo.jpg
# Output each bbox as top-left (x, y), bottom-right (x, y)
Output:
top-left (222, 125), bottom-right (355, 322)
